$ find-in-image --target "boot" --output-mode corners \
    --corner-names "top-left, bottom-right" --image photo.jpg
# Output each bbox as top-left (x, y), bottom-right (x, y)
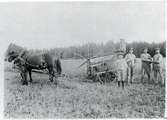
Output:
top-left (22, 81), bottom-right (28, 85)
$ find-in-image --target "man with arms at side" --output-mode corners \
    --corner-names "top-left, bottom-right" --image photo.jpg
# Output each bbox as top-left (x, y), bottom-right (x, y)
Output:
top-left (153, 48), bottom-right (164, 85)
top-left (125, 48), bottom-right (136, 84)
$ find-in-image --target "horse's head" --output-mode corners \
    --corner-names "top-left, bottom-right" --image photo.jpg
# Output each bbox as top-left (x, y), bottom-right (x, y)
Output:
top-left (7, 51), bottom-right (19, 62)
top-left (5, 43), bottom-right (22, 62)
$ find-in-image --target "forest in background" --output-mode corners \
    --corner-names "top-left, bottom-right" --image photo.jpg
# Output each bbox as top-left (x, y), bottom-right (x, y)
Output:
top-left (30, 40), bottom-right (166, 59)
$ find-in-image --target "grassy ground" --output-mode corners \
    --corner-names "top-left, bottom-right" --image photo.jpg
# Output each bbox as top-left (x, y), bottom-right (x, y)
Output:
top-left (4, 59), bottom-right (165, 118)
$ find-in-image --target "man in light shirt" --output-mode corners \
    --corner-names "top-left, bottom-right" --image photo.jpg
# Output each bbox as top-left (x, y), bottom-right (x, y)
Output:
top-left (153, 48), bottom-right (164, 85)
top-left (125, 48), bottom-right (136, 84)
top-left (140, 48), bottom-right (152, 83)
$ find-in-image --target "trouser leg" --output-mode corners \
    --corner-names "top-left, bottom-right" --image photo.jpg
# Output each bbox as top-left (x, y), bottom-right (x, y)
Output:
top-left (146, 71), bottom-right (151, 83)
top-left (122, 81), bottom-right (124, 89)
top-left (128, 67), bottom-right (132, 84)
top-left (130, 66), bottom-right (133, 83)
top-left (145, 66), bottom-right (151, 83)
top-left (159, 70), bottom-right (164, 85)
top-left (141, 68), bottom-right (145, 83)
top-left (117, 71), bottom-right (121, 87)
top-left (127, 67), bottom-right (130, 84)
top-left (121, 71), bottom-right (125, 88)
top-left (154, 70), bottom-right (158, 84)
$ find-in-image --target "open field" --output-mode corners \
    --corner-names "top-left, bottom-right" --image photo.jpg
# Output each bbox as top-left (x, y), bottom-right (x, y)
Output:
top-left (4, 59), bottom-right (166, 118)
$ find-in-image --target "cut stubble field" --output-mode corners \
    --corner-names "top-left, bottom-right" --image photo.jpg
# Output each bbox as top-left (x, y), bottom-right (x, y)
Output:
top-left (4, 59), bottom-right (165, 118)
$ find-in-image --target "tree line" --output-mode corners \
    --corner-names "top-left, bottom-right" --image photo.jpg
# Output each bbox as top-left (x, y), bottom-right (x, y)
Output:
top-left (29, 41), bottom-right (166, 59)
top-left (126, 41), bottom-right (166, 58)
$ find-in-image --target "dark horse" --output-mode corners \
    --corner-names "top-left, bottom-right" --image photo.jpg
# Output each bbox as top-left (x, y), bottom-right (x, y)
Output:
top-left (5, 43), bottom-right (62, 85)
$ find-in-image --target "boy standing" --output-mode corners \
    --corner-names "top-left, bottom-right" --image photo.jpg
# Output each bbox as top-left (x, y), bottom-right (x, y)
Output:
top-left (115, 50), bottom-right (127, 88)
top-left (125, 48), bottom-right (136, 84)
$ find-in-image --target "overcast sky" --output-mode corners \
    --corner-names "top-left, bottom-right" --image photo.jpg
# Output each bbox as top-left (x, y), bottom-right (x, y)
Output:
top-left (0, 2), bottom-right (166, 49)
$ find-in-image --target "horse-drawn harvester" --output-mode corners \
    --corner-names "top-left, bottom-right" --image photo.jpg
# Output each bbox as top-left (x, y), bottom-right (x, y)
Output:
top-left (75, 39), bottom-right (127, 83)
top-left (5, 39), bottom-right (126, 85)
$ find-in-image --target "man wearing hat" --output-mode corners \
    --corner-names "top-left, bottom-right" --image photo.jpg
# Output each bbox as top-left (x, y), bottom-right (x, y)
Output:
top-left (140, 48), bottom-right (152, 83)
top-left (153, 48), bottom-right (164, 85)
top-left (125, 48), bottom-right (136, 84)
top-left (115, 50), bottom-right (128, 89)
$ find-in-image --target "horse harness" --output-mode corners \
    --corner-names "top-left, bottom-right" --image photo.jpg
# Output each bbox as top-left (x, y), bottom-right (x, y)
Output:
top-left (13, 50), bottom-right (47, 69)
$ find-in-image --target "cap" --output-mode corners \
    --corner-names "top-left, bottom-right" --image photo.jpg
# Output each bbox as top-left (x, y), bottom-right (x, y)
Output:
top-left (129, 48), bottom-right (134, 50)
top-left (115, 49), bottom-right (124, 55)
top-left (143, 47), bottom-right (148, 50)
top-left (155, 47), bottom-right (160, 50)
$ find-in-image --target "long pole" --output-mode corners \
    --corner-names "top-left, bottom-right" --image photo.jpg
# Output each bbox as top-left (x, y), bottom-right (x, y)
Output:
top-left (87, 43), bottom-right (91, 76)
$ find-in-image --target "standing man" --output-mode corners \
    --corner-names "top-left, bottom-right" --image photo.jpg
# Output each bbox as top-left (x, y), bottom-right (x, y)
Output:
top-left (153, 48), bottom-right (164, 85)
top-left (140, 48), bottom-right (152, 83)
top-left (125, 48), bottom-right (136, 84)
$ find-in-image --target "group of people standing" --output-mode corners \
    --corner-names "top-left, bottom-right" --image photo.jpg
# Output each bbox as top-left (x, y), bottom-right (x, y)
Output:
top-left (115, 47), bottom-right (164, 88)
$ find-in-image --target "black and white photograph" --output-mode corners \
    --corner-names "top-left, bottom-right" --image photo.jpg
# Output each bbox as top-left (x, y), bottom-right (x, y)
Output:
top-left (2, 1), bottom-right (166, 118)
